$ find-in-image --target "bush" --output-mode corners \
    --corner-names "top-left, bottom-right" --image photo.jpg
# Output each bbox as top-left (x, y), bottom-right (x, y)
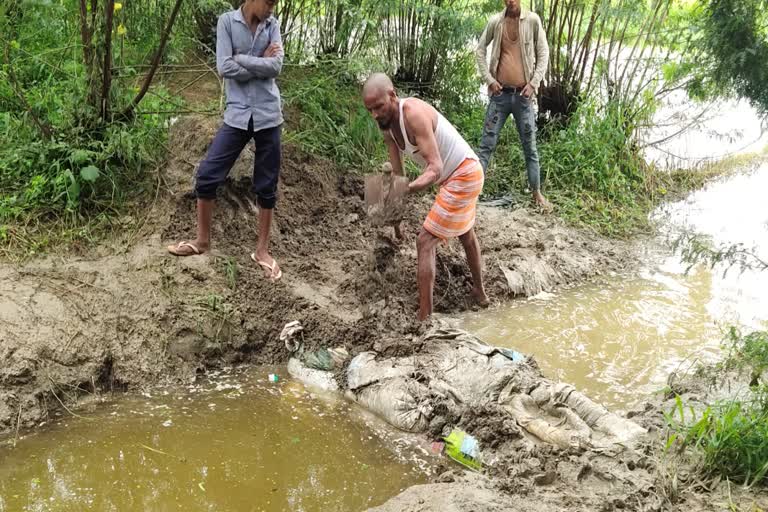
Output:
top-left (280, 60), bottom-right (386, 170)
top-left (0, 0), bottom-right (179, 255)
top-left (724, 328), bottom-right (768, 386)
top-left (672, 389), bottom-right (768, 487)
top-left (666, 329), bottom-right (768, 488)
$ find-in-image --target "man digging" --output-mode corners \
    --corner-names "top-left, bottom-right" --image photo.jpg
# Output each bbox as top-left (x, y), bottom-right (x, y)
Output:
top-left (167, 0), bottom-right (283, 282)
top-left (362, 73), bottom-right (490, 321)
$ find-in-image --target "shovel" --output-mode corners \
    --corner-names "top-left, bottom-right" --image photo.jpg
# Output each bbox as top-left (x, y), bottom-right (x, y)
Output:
top-left (364, 162), bottom-right (410, 226)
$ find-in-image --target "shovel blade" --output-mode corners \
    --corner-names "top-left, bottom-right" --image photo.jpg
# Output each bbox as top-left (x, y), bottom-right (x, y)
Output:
top-left (365, 173), bottom-right (409, 225)
top-left (364, 174), bottom-right (385, 212)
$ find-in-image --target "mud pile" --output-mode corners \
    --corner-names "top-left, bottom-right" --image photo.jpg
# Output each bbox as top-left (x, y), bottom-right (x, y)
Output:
top-left (287, 327), bottom-right (668, 512)
top-left (0, 116), bottom-right (629, 435)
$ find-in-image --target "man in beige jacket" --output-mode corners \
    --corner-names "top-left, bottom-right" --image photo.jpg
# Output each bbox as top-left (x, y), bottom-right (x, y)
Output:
top-left (475, 0), bottom-right (550, 207)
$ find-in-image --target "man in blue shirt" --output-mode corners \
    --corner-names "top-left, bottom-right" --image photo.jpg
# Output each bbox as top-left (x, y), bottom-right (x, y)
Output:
top-left (168, 0), bottom-right (284, 282)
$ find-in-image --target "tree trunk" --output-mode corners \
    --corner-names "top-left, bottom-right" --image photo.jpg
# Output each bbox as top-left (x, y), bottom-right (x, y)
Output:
top-left (78, 0), bottom-right (92, 68)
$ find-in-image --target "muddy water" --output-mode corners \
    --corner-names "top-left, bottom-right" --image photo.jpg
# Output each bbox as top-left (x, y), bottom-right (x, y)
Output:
top-left (0, 368), bottom-right (427, 512)
top-left (461, 165), bottom-right (768, 410)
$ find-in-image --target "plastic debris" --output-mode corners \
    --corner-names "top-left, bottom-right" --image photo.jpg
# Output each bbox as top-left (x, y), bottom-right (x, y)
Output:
top-left (303, 347), bottom-right (349, 371)
top-left (280, 321), bottom-right (304, 352)
top-left (268, 373), bottom-right (279, 383)
top-left (443, 428), bottom-right (482, 471)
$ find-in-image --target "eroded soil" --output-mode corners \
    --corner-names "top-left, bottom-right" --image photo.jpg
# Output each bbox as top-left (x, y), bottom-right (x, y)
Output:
top-left (7, 116), bottom-right (728, 511)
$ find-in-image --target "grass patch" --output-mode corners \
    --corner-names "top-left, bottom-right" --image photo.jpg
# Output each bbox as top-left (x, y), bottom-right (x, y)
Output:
top-left (194, 293), bottom-right (238, 344)
top-left (668, 389), bottom-right (768, 488)
top-left (280, 60), bottom-right (386, 172)
top-left (218, 256), bottom-right (239, 291)
top-left (666, 329), bottom-right (768, 488)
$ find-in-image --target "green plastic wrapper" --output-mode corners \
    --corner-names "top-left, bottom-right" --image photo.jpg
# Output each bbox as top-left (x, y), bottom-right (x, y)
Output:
top-left (443, 428), bottom-right (482, 471)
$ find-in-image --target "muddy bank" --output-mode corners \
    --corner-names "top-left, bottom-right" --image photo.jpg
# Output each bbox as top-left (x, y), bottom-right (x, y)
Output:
top-left (363, 356), bottom-right (768, 512)
top-left (287, 327), bottom-right (667, 511)
top-left (0, 116), bottom-right (630, 435)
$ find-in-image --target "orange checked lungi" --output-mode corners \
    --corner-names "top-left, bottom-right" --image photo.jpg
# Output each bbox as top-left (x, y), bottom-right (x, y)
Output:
top-left (423, 158), bottom-right (484, 240)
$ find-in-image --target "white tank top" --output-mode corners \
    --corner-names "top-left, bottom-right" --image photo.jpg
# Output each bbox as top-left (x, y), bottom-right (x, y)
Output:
top-left (390, 98), bottom-right (478, 184)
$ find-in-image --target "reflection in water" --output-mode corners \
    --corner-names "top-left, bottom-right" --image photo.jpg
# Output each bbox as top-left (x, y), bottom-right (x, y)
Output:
top-left (461, 165), bottom-right (768, 410)
top-left (0, 369), bottom-right (426, 512)
top-left (642, 91), bottom-right (768, 168)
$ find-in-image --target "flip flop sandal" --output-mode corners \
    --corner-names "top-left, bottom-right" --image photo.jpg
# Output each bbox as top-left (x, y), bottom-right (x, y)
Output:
top-left (168, 241), bottom-right (202, 256)
top-left (251, 253), bottom-right (283, 282)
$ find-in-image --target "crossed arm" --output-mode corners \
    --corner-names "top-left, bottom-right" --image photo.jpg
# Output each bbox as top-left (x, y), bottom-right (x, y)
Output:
top-left (216, 17), bottom-right (283, 82)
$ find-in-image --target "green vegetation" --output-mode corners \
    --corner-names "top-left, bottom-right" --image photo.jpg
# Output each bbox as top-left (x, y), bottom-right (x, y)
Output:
top-left (219, 256), bottom-right (239, 290)
top-left (4, 0), bottom-right (768, 256)
top-left (687, 0), bottom-right (768, 114)
top-left (0, 0), bottom-right (183, 257)
top-left (195, 293), bottom-right (238, 342)
top-left (676, 232), bottom-right (768, 277)
top-left (669, 387), bottom-right (768, 487)
top-left (723, 328), bottom-right (768, 387)
top-left (281, 61), bottom-right (386, 170)
top-left (664, 213), bottom-right (768, 489)
top-left (666, 328), bottom-right (768, 487)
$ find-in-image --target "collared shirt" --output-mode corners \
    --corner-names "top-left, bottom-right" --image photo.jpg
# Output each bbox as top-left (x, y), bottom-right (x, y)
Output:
top-left (475, 8), bottom-right (550, 92)
top-left (216, 9), bottom-right (283, 131)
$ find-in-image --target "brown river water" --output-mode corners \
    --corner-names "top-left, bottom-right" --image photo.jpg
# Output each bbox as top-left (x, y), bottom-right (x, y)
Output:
top-left (0, 368), bottom-right (428, 511)
top-left (1, 163), bottom-right (766, 511)
top-left (461, 164), bottom-right (768, 410)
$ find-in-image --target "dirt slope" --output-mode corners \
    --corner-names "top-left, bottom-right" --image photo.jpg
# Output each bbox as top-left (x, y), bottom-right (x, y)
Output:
top-left (0, 116), bottom-right (628, 434)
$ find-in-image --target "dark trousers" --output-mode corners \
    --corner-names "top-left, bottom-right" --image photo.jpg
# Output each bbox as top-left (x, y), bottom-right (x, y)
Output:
top-left (195, 119), bottom-right (282, 209)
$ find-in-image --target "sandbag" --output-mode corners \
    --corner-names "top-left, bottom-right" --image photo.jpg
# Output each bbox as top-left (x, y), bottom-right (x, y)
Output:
top-left (287, 358), bottom-right (339, 392)
top-left (287, 327), bottom-right (646, 451)
top-left (521, 382), bottom-right (646, 447)
top-left (429, 342), bottom-right (535, 404)
top-left (348, 379), bottom-right (432, 432)
top-left (543, 383), bottom-right (646, 444)
top-left (346, 352), bottom-right (416, 390)
top-left (504, 394), bottom-right (589, 449)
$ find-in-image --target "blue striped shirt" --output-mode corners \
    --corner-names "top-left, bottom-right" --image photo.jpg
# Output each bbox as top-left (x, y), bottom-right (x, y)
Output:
top-left (216, 9), bottom-right (283, 131)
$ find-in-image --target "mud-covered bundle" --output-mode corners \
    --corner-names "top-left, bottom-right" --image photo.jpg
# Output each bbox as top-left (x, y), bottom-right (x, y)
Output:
top-left (288, 327), bottom-right (646, 450)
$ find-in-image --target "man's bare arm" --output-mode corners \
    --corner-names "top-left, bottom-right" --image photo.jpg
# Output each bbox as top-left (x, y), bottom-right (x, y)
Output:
top-left (405, 103), bottom-right (443, 193)
top-left (383, 131), bottom-right (404, 176)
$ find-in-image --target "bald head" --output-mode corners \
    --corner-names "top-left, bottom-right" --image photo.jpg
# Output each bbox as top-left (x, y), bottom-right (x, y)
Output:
top-left (363, 73), bottom-right (395, 99)
top-left (363, 73), bottom-right (399, 130)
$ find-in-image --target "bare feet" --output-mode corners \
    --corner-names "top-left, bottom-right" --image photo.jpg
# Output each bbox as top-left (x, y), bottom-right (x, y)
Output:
top-left (167, 240), bottom-right (209, 256)
top-left (470, 287), bottom-right (490, 308)
top-left (532, 191), bottom-right (552, 212)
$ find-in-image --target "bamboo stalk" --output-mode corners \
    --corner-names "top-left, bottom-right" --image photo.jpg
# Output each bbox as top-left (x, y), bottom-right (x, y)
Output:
top-left (122, 0), bottom-right (185, 119)
top-left (100, 0), bottom-right (116, 119)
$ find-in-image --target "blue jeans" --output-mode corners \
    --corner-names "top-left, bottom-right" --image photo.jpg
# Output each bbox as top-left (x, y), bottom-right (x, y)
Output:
top-left (477, 89), bottom-right (541, 192)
